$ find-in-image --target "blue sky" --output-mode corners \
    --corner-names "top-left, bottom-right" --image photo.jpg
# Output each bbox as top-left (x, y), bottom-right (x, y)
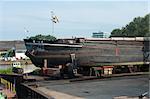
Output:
top-left (0, 0), bottom-right (149, 40)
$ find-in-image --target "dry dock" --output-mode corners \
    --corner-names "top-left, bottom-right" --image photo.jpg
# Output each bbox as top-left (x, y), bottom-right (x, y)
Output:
top-left (20, 74), bottom-right (149, 99)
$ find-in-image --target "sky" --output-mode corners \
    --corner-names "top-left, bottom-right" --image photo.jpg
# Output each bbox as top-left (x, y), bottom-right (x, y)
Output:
top-left (0, 0), bottom-right (149, 40)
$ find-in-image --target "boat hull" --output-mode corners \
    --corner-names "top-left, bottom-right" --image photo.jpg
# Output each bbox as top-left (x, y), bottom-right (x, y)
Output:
top-left (24, 39), bottom-right (149, 68)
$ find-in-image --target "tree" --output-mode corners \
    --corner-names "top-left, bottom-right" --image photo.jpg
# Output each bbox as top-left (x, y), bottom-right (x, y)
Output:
top-left (28, 34), bottom-right (56, 41)
top-left (111, 29), bottom-right (122, 37)
top-left (110, 14), bottom-right (150, 37)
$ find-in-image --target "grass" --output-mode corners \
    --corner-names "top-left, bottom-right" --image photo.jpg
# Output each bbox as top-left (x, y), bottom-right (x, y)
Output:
top-left (0, 68), bottom-right (12, 74)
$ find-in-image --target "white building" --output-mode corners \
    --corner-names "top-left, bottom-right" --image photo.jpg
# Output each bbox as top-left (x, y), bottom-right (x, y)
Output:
top-left (15, 50), bottom-right (27, 60)
top-left (0, 40), bottom-right (29, 61)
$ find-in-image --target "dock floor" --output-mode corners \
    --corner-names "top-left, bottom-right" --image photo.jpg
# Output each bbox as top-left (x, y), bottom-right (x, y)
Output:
top-left (23, 74), bottom-right (149, 99)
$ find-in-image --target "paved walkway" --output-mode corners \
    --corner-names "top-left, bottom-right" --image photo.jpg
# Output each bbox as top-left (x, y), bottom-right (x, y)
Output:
top-left (37, 87), bottom-right (84, 99)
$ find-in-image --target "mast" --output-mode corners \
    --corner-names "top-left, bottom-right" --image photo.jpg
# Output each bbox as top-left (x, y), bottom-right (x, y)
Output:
top-left (51, 11), bottom-right (54, 34)
top-left (51, 11), bottom-right (59, 34)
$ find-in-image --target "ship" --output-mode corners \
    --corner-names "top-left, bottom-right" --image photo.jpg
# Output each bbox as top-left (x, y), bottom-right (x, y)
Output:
top-left (24, 37), bottom-right (150, 68)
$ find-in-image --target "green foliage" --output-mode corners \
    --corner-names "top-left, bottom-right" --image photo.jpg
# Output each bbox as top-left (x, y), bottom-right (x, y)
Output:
top-left (0, 53), bottom-right (6, 57)
top-left (0, 68), bottom-right (12, 74)
top-left (111, 29), bottom-right (122, 37)
top-left (8, 50), bottom-right (15, 57)
top-left (29, 34), bottom-right (57, 41)
top-left (0, 50), bottom-right (15, 57)
top-left (110, 14), bottom-right (150, 37)
top-left (31, 69), bottom-right (41, 75)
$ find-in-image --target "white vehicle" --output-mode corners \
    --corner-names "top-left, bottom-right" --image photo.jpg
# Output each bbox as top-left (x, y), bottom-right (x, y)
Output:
top-left (12, 62), bottom-right (24, 74)
top-left (12, 61), bottom-right (40, 74)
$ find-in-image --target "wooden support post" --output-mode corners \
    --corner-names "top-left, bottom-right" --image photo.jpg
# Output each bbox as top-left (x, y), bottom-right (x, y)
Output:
top-left (44, 59), bottom-right (47, 68)
top-left (128, 65), bottom-right (133, 73)
top-left (90, 68), bottom-right (92, 76)
top-left (93, 67), bottom-right (102, 77)
top-left (42, 59), bottom-right (48, 75)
